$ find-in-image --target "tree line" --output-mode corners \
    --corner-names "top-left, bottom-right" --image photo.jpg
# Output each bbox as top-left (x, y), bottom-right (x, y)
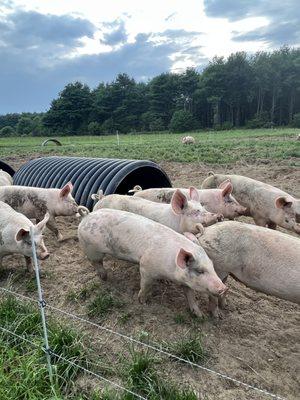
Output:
top-left (1, 46), bottom-right (300, 137)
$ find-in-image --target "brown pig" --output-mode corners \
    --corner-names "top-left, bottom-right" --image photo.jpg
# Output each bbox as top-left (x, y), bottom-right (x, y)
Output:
top-left (0, 201), bottom-right (49, 271)
top-left (192, 221), bottom-right (300, 316)
top-left (78, 208), bottom-right (227, 316)
top-left (201, 172), bottom-right (300, 234)
top-left (92, 189), bottom-right (221, 233)
top-left (131, 183), bottom-right (245, 220)
top-left (0, 182), bottom-right (78, 241)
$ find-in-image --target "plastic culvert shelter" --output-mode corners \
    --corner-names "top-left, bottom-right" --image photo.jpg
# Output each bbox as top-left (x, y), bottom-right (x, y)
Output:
top-left (13, 156), bottom-right (172, 210)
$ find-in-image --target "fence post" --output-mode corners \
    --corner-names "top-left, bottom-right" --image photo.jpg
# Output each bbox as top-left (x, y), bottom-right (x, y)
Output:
top-left (30, 227), bottom-right (53, 383)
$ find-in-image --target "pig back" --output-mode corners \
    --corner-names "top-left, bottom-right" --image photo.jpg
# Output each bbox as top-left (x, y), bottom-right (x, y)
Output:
top-left (199, 221), bottom-right (300, 303)
top-left (78, 208), bottom-right (193, 264)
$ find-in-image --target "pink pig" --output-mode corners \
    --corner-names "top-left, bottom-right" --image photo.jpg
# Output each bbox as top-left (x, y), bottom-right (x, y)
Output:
top-left (92, 189), bottom-right (222, 233)
top-left (131, 182), bottom-right (246, 220)
top-left (0, 182), bottom-right (78, 241)
top-left (202, 172), bottom-right (300, 234)
top-left (0, 201), bottom-right (49, 272)
top-left (78, 208), bottom-right (227, 317)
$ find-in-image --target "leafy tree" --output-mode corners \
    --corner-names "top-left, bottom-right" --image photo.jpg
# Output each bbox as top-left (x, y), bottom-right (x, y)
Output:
top-left (43, 82), bottom-right (92, 134)
top-left (291, 112), bottom-right (300, 127)
top-left (0, 126), bottom-right (15, 137)
top-left (16, 117), bottom-right (34, 135)
top-left (169, 110), bottom-right (195, 132)
top-left (88, 121), bottom-right (102, 135)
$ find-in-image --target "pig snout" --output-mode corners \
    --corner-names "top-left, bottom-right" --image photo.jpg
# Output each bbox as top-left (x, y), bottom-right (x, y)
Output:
top-left (208, 281), bottom-right (228, 297)
top-left (294, 223), bottom-right (300, 235)
top-left (202, 212), bottom-right (222, 227)
top-left (38, 250), bottom-right (50, 260)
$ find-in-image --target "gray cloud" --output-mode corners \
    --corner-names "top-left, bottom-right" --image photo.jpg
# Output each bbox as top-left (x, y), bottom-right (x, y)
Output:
top-left (0, 10), bottom-right (96, 49)
top-left (102, 19), bottom-right (128, 46)
top-left (204, 0), bottom-right (300, 46)
top-left (0, 11), bottom-right (205, 113)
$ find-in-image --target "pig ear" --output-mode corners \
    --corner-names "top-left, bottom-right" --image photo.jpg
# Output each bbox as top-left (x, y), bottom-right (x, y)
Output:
top-left (36, 212), bottom-right (50, 232)
top-left (275, 196), bottom-right (293, 209)
top-left (189, 186), bottom-right (200, 202)
top-left (176, 248), bottom-right (195, 269)
top-left (218, 179), bottom-right (230, 190)
top-left (16, 228), bottom-right (30, 241)
top-left (220, 181), bottom-right (233, 197)
top-left (171, 189), bottom-right (188, 214)
top-left (183, 232), bottom-right (199, 244)
top-left (60, 182), bottom-right (73, 198)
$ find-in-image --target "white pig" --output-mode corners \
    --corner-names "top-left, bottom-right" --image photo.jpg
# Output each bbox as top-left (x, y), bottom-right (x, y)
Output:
top-left (130, 183), bottom-right (246, 220)
top-left (0, 170), bottom-right (13, 186)
top-left (78, 208), bottom-right (227, 316)
top-left (189, 221), bottom-right (300, 316)
top-left (202, 172), bottom-right (300, 234)
top-left (0, 201), bottom-right (49, 271)
top-left (0, 182), bottom-right (78, 241)
top-left (92, 189), bottom-right (222, 233)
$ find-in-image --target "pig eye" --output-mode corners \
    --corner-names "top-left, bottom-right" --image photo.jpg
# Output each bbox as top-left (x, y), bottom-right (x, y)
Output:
top-left (194, 269), bottom-right (204, 276)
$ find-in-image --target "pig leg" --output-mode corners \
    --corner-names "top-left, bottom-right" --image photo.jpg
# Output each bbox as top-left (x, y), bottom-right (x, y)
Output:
top-left (183, 287), bottom-right (203, 318)
top-left (46, 217), bottom-right (63, 241)
top-left (208, 295), bottom-right (220, 318)
top-left (218, 276), bottom-right (228, 309)
top-left (138, 265), bottom-right (155, 304)
top-left (90, 257), bottom-right (107, 281)
top-left (25, 256), bottom-right (33, 273)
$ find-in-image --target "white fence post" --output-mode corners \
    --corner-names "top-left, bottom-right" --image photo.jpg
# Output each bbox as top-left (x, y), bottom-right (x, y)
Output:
top-left (30, 227), bottom-right (53, 383)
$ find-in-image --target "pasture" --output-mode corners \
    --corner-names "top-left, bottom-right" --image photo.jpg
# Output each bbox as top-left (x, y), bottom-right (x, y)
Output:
top-left (0, 128), bottom-right (299, 399)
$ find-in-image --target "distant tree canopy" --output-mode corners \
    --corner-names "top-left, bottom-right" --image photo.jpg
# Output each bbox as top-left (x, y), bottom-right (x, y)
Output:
top-left (1, 47), bottom-right (300, 136)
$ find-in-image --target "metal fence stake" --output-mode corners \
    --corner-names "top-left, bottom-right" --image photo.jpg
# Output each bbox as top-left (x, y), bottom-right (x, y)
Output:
top-left (30, 227), bottom-right (53, 383)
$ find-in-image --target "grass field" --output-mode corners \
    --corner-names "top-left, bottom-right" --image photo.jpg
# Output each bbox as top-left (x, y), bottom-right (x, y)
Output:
top-left (1, 128), bottom-right (299, 165)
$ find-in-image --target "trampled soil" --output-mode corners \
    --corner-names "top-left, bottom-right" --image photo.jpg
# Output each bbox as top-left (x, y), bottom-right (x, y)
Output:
top-left (1, 156), bottom-right (299, 400)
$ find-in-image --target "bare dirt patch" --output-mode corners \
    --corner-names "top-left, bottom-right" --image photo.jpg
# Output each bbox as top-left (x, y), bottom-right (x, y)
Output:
top-left (1, 157), bottom-right (299, 400)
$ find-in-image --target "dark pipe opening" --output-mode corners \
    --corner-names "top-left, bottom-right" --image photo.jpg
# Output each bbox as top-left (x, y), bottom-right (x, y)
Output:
top-left (0, 161), bottom-right (15, 177)
top-left (115, 166), bottom-right (170, 194)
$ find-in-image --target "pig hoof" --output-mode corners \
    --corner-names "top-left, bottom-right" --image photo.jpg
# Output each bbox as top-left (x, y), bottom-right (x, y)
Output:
top-left (191, 307), bottom-right (203, 318)
top-left (138, 292), bottom-right (147, 304)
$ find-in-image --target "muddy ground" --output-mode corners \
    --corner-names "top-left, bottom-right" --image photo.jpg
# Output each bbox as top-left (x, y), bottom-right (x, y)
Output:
top-left (1, 156), bottom-right (299, 400)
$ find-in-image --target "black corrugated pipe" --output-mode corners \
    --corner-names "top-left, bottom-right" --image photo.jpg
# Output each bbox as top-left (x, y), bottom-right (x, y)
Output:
top-left (0, 160), bottom-right (15, 177)
top-left (13, 156), bottom-right (172, 210)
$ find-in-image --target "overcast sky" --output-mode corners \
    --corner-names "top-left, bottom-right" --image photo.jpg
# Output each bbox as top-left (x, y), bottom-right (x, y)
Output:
top-left (1, 0), bottom-right (299, 113)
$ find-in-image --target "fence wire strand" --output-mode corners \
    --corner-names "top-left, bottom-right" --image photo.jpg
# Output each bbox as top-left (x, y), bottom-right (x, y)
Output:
top-left (0, 286), bottom-right (286, 400)
top-left (0, 324), bottom-right (147, 400)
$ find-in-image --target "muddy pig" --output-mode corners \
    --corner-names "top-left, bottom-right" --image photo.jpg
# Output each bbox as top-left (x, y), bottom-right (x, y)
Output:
top-left (0, 182), bottom-right (78, 241)
top-left (78, 208), bottom-right (227, 316)
top-left (92, 189), bottom-right (221, 233)
top-left (0, 170), bottom-right (13, 186)
top-left (189, 221), bottom-right (300, 316)
top-left (131, 183), bottom-right (245, 220)
top-left (0, 201), bottom-right (49, 272)
top-left (202, 172), bottom-right (300, 234)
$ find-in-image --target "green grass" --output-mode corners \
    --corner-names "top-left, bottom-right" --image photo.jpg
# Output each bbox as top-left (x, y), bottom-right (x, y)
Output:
top-left (0, 296), bottom-right (92, 399)
top-left (167, 334), bottom-right (209, 365)
top-left (1, 128), bottom-right (299, 164)
top-left (120, 348), bottom-right (198, 400)
top-left (0, 295), bottom-right (200, 400)
top-left (87, 289), bottom-right (124, 319)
